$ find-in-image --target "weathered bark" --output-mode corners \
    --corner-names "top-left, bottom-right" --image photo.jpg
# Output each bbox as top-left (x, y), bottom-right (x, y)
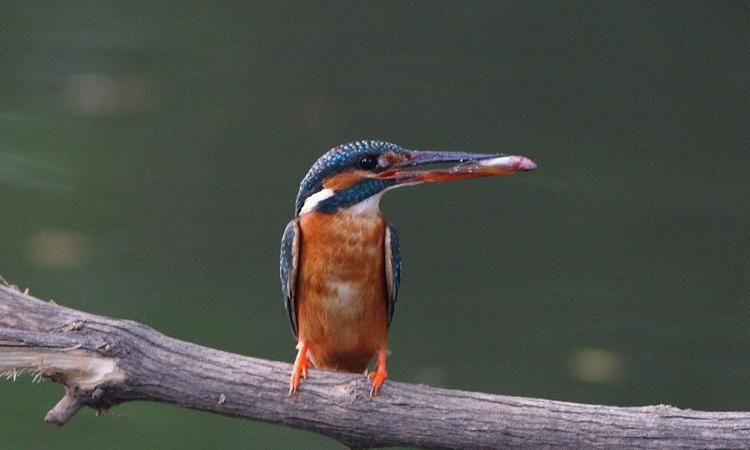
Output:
top-left (1, 283), bottom-right (749, 449)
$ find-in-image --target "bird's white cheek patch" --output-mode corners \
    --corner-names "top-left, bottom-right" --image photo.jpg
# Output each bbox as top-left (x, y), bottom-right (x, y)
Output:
top-left (300, 188), bottom-right (335, 215)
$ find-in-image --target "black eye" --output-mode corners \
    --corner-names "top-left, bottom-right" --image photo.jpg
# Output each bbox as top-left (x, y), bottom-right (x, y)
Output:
top-left (358, 155), bottom-right (378, 171)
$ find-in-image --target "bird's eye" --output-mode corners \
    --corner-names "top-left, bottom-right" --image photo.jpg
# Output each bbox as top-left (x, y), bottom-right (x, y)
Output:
top-left (358, 155), bottom-right (378, 171)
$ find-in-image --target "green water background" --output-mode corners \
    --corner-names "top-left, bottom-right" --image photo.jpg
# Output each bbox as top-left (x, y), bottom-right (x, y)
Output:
top-left (1, 2), bottom-right (749, 449)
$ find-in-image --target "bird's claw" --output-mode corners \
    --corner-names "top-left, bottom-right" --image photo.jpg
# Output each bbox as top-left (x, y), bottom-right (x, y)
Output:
top-left (288, 344), bottom-right (310, 397)
top-left (288, 377), bottom-right (300, 397)
top-left (288, 365), bottom-right (308, 396)
top-left (368, 368), bottom-right (388, 397)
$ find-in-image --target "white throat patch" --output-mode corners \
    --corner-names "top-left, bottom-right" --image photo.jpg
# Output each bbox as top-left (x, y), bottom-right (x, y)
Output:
top-left (347, 191), bottom-right (386, 215)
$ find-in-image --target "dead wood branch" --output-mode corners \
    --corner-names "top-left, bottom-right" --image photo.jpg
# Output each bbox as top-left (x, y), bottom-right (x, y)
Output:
top-left (1, 284), bottom-right (749, 449)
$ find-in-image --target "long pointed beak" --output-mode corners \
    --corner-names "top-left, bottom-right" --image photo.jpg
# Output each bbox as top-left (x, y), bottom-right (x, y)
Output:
top-left (379, 150), bottom-right (537, 184)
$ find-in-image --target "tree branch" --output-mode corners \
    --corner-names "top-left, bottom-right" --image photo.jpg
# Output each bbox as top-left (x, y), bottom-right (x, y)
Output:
top-left (1, 284), bottom-right (749, 449)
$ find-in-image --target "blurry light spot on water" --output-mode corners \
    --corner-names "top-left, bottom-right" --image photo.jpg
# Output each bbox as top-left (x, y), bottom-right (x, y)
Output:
top-left (63, 73), bottom-right (159, 115)
top-left (27, 230), bottom-right (89, 270)
top-left (569, 347), bottom-right (625, 384)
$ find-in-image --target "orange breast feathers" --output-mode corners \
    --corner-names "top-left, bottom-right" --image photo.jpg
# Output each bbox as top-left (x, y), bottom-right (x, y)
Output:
top-left (296, 211), bottom-right (389, 373)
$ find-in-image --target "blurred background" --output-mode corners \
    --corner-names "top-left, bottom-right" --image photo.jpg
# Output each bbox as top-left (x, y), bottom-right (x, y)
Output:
top-left (1, 1), bottom-right (748, 449)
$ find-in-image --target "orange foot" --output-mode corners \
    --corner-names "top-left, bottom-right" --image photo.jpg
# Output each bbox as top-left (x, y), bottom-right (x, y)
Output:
top-left (289, 342), bottom-right (310, 396)
top-left (367, 349), bottom-right (388, 397)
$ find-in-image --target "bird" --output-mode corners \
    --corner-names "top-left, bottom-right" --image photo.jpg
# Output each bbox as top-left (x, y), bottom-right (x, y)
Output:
top-left (280, 140), bottom-right (536, 396)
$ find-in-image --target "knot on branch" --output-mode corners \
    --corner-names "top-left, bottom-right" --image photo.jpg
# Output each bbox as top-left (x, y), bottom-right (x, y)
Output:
top-left (45, 384), bottom-right (121, 425)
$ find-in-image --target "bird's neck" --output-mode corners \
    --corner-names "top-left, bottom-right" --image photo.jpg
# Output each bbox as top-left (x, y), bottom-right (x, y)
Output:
top-left (300, 190), bottom-right (386, 216)
top-left (299, 204), bottom-right (386, 245)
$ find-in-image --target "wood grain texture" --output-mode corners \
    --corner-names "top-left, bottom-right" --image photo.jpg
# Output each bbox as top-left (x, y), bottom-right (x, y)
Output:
top-left (1, 284), bottom-right (749, 449)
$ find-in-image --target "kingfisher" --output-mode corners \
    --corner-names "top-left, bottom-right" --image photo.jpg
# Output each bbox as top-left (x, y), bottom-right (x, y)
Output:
top-left (280, 140), bottom-right (536, 396)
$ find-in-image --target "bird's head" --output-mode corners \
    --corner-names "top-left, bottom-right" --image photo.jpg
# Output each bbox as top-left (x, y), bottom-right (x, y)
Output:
top-left (295, 140), bottom-right (536, 216)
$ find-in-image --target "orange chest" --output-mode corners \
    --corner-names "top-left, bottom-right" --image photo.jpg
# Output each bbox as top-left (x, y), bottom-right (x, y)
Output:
top-left (298, 211), bottom-right (387, 300)
top-left (296, 211), bottom-right (388, 339)
top-left (295, 211), bottom-right (390, 369)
